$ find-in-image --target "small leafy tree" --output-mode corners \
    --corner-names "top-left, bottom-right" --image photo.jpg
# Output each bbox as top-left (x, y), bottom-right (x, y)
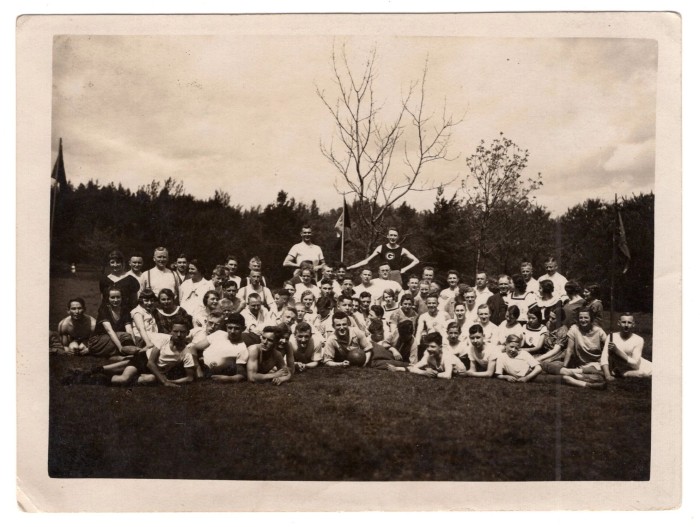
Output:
top-left (462, 133), bottom-right (542, 274)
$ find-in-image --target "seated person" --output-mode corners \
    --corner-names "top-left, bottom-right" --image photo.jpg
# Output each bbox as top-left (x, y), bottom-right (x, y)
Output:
top-left (57, 297), bottom-right (96, 355)
top-left (239, 293), bottom-right (270, 336)
top-left (221, 280), bottom-right (245, 313)
top-left (366, 318), bottom-right (410, 370)
top-left (87, 286), bottom-right (139, 357)
top-left (522, 307), bottom-right (547, 356)
top-left (601, 313), bottom-right (652, 379)
top-left (89, 317), bottom-right (195, 387)
top-left (465, 324), bottom-right (500, 378)
top-left (247, 326), bottom-right (292, 385)
top-left (322, 312), bottom-right (373, 367)
top-left (495, 335), bottom-right (542, 383)
top-left (536, 307), bottom-right (568, 363)
top-left (154, 288), bottom-right (194, 335)
top-left (131, 288), bottom-right (170, 349)
top-left (288, 322), bottom-right (323, 371)
top-left (268, 288), bottom-right (292, 325)
top-left (237, 270), bottom-right (274, 308)
top-left (475, 304), bottom-right (499, 345)
top-left (390, 293), bottom-right (419, 330)
top-left (386, 319), bottom-right (418, 365)
top-left (387, 332), bottom-right (466, 379)
top-left (190, 312), bottom-right (249, 382)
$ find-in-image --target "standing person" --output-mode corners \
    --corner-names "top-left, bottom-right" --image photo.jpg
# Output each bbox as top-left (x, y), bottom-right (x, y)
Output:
top-left (127, 252), bottom-right (145, 281)
top-left (522, 307), bottom-right (547, 356)
top-left (438, 270), bottom-right (461, 310)
top-left (373, 264), bottom-right (404, 297)
top-left (239, 293), bottom-right (270, 336)
top-left (474, 271), bottom-right (494, 306)
top-left (562, 280), bottom-right (586, 328)
top-left (520, 262), bottom-right (540, 296)
top-left (346, 227), bottom-right (420, 286)
top-left (476, 304), bottom-right (499, 345)
top-left (237, 270), bottom-right (274, 308)
top-left (421, 266), bottom-right (436, 284)
top-left (87, 286), bottom-right (138, 357)
top-left (140, 247), bottom-right (180, 301)
top-left (463, 288), bottom-right (480, 328)
top-left (536, 279), bottom-right (562, 325)
top-left (224, 255), bottom-right (242, 287)
top-left (174, 254), bottom-right (189, 287)
top-left (242, 256), bottom-right (269, 288)
top-left (496, 305), bottom-right (525, 345)
top-left (99, 250), bottom-right (141, 311)
top-left (416, 294), bottom-right (451, 347)
top-left (487, 274), bottom-right (511, 325)
top-left (538, 257), bottom-right (568, 301)
top-left (403, 275), bottom-right (421, 301)
top-left (179, 259), bottom-right (213, 316)
top-left (601, 313), bottom-right (652, 379)
top-left (583, 283), bottom-right (604, 327)
top-left (354, 268), bottom-right (381, 304)
top-left (508, 274), bottom-right (537, 324)
top-left (294, 268), bottom-right (321, 303)
top-left (414, 280), bottom-right (432, 315)
top-left (283, 226), bottom-right (325, 280)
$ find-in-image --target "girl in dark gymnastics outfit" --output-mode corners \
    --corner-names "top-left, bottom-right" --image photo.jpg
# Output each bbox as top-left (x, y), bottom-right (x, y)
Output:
top-left (345, 227), bottom-right (420, 287)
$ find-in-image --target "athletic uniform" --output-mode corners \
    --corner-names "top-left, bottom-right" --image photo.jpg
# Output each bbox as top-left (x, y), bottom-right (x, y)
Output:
top-left (601, 332), bottom-right (651, 377)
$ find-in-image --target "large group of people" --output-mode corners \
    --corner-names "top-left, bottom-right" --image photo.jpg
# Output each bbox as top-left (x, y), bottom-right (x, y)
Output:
top-left (54, 226), bottom-right (652, 388)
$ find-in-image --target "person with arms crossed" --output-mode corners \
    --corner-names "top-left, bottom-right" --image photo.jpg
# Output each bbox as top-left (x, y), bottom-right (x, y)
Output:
top-left (57, 297), bottom-right (96, 355)
top-left (247, 326), bottom-right (292, 385)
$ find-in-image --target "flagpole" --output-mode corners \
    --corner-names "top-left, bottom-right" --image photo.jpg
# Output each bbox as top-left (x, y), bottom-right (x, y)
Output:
top-left (340, 196), bottom-right (345, 263)
top-left (50, 138), bottom-right (62, 244)
top-left (610, 194), bottom-right (617, 332)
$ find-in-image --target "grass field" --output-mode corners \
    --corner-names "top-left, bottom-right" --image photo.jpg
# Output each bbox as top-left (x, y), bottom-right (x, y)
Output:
top-left (48, 274), bottom-right (652, 481)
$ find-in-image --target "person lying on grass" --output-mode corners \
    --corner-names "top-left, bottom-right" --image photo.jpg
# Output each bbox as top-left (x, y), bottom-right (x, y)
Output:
top-left (464, 324), bottom-right (500, 378)
top-left (247, 326), bottom-right (292, 385)
top-left (387, 332), bottom-right (466, 379)
top-left (322, 311), bottom-right (373, 367)
top-left (57, 297), bottom-right (96, 355)
top-left (495, 334), bottom-right (542, 383)
top-left (189, 312), bottom-right (248, 383)
top-left (288, 321), bottom-right (323, 372)
top-left (601, 313), bottom-right (652, 380)
top-left (88, 317), bottom-right (195, 388)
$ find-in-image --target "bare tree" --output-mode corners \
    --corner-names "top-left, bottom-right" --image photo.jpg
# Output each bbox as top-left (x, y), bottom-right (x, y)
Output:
top-left (316, 44), bottom-right (461, 254)
top-left (462, 133), bottom-right (543, 274)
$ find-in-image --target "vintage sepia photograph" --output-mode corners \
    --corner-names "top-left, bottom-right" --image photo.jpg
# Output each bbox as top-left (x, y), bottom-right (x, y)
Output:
top-left (17, 12), bottom-right (682, 511)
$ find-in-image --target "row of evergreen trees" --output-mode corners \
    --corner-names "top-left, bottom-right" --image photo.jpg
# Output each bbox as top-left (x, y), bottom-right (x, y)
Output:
top-left (50, 178), bottom-right (654, 312)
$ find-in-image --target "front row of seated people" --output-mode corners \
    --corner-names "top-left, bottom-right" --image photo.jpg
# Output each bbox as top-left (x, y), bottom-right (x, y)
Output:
top-left (62, 293), bottom-right (651, 387)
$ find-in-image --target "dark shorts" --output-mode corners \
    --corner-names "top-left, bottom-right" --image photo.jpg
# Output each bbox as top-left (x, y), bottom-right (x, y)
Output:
top-left (127, 351), bottom-right (150, 374)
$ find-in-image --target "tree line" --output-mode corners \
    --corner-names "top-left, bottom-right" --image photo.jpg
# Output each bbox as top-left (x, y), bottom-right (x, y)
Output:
top-left (50, 177), bottom-right (653, 312)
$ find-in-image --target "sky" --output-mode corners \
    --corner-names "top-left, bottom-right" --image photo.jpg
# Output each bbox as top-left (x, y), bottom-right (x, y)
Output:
top-left (51, 33), bottom-right (657, 217)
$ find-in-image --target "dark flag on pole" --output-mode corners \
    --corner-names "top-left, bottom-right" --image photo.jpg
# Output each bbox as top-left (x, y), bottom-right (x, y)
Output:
top-left (334, 197), bottom-right (351, 240)
top-left (51, 138), bottom-right (67, 241)
top-left (617, 208), bottom-right (631, 274)
top-left (51, 138), bottom-right (67, 192)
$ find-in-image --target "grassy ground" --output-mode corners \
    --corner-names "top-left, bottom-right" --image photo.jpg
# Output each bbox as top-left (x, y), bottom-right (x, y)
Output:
top-left (48, 274), bottom-right (652, 481)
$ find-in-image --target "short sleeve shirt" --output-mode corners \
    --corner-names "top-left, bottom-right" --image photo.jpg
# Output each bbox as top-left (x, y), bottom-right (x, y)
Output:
top-left (322, 328), bottom-right (371, 363)
top-left (202, 330), bottom-right (249, 368)
top-left (147, 339), bottom-right (195, 371)
top-left (567, 325), bottom-right (607, 365)
top-left (287, 242), bottom-right (325, 267)
top-left (467, 344), bottom-right (501, 371)
top-left (496, 350), bottom-right (539, 378)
